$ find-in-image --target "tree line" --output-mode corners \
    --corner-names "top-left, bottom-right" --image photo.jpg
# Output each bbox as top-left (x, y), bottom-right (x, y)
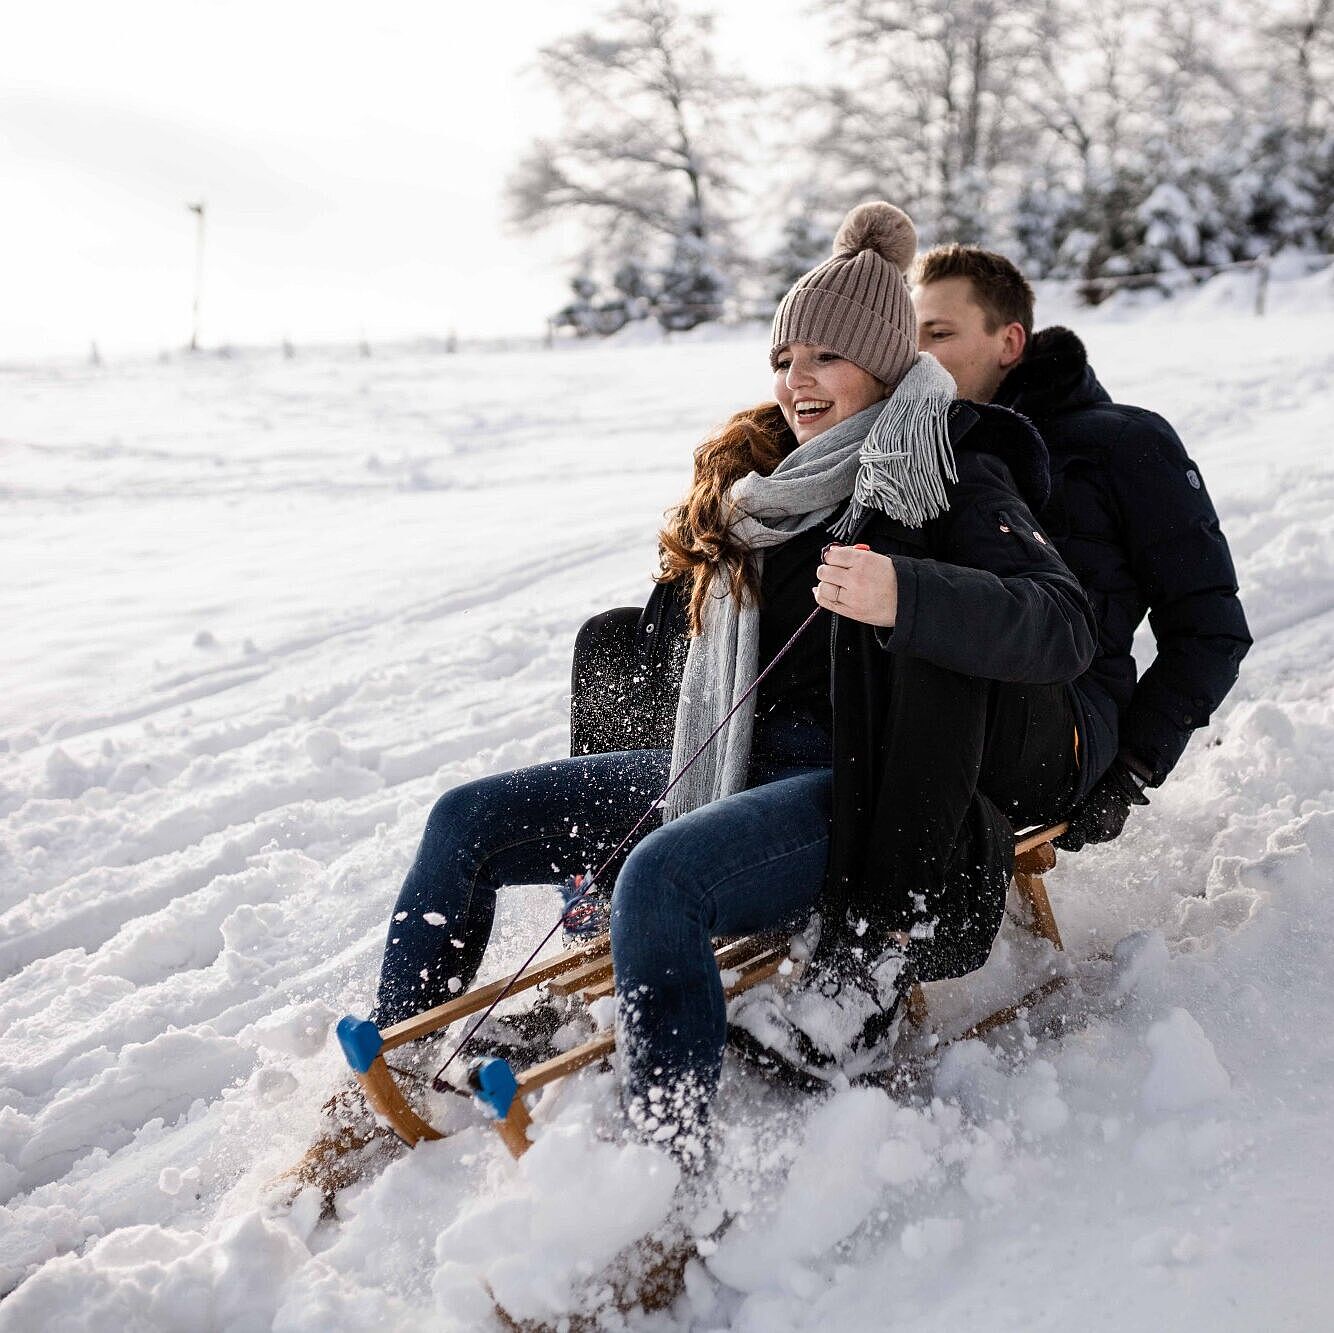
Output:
top-left (508, 0), bottom-right (1334, 335)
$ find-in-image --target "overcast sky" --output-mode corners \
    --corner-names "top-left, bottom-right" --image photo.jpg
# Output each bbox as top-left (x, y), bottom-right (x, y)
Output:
top-left (0, 0), bottom-right (809, 360)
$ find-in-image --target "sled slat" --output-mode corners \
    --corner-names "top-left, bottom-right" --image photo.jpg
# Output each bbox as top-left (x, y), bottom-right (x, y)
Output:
top-left (548, 932), bottom-right (783, 1000)
top-left (576, 976), bottom-right (616, 1002)
top-left (1014, 823), bottom-right (1066, 857)
top-left (954, 975), bottom-right (1068, 1041)
top-left (713, 934), bottom-right (787, 971)
top-left (720, 948), bottom-right (787, 997)
top-left (545, 954), bottom-right (616, 997)
top-left (380, 935), bottom-right (611, 1050)
top-left (577, 941), bottom-right (788, 1004)
top-left (516, 1029), bottom-right (617, 1094)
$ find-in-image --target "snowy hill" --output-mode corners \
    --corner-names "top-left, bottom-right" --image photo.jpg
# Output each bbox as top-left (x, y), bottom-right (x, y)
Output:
top-left (2, 281), bottom-right (1333, 1329)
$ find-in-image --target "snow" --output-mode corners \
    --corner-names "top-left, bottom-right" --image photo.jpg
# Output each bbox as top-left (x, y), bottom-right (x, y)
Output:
top-left (3, 269), bottom-right (1334, 1329)
top-left (1141, 1009), bottom-right (1232, 1114)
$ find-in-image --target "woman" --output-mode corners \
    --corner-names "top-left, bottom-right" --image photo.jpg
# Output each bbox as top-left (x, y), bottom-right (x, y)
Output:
top-left (374, 202), bottom-right (1094, 1164)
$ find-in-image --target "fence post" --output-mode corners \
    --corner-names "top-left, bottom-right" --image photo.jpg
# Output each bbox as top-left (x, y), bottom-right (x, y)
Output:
top-left (1254, 251), bottom-right (1271, 317)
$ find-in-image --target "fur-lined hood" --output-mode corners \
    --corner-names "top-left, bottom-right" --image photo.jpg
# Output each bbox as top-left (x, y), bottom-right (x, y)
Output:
top-left (995, 326), bottom-right (1112, 420)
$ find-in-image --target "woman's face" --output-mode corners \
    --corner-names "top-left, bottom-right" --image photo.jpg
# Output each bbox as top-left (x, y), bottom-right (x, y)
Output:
top-left (772, 342), bottom-right (886, 445)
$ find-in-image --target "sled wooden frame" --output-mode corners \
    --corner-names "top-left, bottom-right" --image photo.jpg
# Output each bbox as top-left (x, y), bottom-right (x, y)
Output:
top-left (336, 823), bottom-right (1069, 1159)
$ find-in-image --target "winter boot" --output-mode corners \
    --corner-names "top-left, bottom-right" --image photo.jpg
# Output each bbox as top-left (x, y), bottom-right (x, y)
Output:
top-left (728, 920), bottom-right (910, 1089)
top-left (558, 871), bottom-right (610, 942)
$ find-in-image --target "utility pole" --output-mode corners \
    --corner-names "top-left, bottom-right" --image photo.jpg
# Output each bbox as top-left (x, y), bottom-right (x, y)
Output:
top-left (187, 200), bottom-right (206, 351)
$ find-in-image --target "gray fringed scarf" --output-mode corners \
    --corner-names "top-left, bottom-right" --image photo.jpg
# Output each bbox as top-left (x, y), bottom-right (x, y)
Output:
top-left (663, 353), bottom-right (957, 822)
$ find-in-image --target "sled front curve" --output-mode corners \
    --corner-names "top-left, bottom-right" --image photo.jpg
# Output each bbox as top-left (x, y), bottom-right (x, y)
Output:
top-left (337, 823), bottom-right (1070, 1157)
top-left (336, 1017), bottom-right (442, 1147)
top-left (334, 933), bottom-right (614, 1147)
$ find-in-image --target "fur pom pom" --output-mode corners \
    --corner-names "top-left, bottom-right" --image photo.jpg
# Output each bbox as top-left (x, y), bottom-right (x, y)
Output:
top-left (832, 202), bottom-right (917, 272)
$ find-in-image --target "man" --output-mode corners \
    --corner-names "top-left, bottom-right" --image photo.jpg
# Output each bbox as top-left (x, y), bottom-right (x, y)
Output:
top-left (911, 247), bottom-right (1251, 850)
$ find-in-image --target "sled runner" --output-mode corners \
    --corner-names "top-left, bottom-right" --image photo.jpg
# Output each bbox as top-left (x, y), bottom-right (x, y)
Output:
top-left (333, 821), bottom-right (1069, 1160)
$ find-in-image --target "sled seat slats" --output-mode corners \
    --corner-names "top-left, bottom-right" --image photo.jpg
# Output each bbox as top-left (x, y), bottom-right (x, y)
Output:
top-left (570, 935), bottom-right (788, 1003)
top-left (545, 953), bottom-right (616, 997)
top-left (721, 946), bottom-right (789, 996)
top-left (546, 932), bottom-right (783, 999)
top-left (379, 936), bottom-right (611, 1052)
top-left (579, 944), bottom-right (788, 1003)
top-left (517, 938), bottom-right (793, 1086)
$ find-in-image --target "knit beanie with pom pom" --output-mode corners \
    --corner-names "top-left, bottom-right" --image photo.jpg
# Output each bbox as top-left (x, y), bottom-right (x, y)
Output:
top-left (771, 201), bottom-right (919, 391)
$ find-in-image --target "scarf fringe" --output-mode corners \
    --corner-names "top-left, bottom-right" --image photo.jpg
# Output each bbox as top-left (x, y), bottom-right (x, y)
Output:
top-left (831, 355), bottom-right (958, 539)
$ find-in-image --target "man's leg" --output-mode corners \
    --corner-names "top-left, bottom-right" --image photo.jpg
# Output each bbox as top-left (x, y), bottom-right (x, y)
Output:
top-left (570, 608), bottom-right (644, 756)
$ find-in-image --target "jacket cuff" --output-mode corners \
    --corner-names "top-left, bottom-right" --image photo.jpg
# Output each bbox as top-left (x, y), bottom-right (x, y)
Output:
top-left (872, 555), bottom-right (920, 653)
top-left (1121, 709), bottom-right (1186, 786)
top-left (1118, 751), bottom-right (1154, 786)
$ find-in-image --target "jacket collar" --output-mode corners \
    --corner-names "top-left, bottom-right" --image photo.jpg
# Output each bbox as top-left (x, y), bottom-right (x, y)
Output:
top-left (994, 326), bottom-right (1111, 419)
top-left (948, 399), bottom-right (1052, 513)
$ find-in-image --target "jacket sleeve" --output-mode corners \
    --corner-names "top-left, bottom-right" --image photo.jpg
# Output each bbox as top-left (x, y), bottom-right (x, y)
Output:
top-left (1105, 412), bottom-right (1251, 783)
top-left (878, 452), bottom-right (1097, 684)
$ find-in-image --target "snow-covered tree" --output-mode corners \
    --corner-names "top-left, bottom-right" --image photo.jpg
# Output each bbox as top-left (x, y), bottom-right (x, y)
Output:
top-left (762, 213), bottom-right (835, 306)
top-left (810, 0), bottom-right (1034, 243)
top-left (507, 0), bottom-right (747, 333)
top-left (515, 0), bottom-right (1334, 313)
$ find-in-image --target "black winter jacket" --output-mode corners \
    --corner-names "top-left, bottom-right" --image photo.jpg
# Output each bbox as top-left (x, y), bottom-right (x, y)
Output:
top-left (995, 328), bottom-right (1251, 789)
top-left (628, 402), bottom-right (1096, 978)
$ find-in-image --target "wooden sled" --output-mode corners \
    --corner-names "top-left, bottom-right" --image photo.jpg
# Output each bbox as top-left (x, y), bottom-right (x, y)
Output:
top-left (335, 823), bottom-right (1069, 1159)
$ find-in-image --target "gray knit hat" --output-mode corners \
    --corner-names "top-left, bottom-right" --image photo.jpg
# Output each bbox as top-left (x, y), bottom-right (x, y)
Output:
top-left (770, 201), bottom-right (919, 390)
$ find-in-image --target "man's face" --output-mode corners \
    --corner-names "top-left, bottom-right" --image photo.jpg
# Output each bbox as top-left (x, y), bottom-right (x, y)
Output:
top-left (912, 277), bottom-right (1025, 402)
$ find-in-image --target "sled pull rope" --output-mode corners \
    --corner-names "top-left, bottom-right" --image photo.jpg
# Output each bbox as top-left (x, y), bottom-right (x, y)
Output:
top-left (429, 579), bottom-right (847, 1092)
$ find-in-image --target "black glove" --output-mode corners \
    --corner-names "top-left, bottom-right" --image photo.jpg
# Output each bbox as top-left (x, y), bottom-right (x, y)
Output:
top-left (1054, 757), bottom-right (1150, 852)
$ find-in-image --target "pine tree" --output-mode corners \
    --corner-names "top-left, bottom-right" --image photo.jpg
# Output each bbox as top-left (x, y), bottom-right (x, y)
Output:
top-left (764, 214), bottom-right (835, 306)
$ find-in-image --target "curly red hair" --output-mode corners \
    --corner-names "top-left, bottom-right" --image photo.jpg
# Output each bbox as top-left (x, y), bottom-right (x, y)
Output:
top-left (657, 402), bottom-right (797, 635)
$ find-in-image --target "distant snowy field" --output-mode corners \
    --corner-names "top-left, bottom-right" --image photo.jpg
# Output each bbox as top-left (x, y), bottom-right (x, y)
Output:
top-left (3, 265), bottom-right (1334, 1330)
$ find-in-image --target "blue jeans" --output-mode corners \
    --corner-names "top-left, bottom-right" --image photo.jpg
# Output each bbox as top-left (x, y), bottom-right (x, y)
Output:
top-left (374, 747), bottom-right (832, 1138)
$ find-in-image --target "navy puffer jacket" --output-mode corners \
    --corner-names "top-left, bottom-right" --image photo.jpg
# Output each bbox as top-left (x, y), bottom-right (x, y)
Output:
top-left (995, 327), bottom-right (1251, 791)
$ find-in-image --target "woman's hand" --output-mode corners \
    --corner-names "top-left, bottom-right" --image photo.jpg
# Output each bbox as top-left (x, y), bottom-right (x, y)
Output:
top-left (814, 543), bottom-right (898, 627)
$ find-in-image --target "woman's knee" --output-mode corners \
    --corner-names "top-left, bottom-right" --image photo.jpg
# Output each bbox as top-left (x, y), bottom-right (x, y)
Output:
top-left (422, 773), bottom-right (508, 848)
top-left (612, 824), bottom-right (705, 939)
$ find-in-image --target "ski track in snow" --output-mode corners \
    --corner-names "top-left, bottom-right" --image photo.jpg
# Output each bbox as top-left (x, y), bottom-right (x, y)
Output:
top-left (2, 280), bottom-right (1333, 1329)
